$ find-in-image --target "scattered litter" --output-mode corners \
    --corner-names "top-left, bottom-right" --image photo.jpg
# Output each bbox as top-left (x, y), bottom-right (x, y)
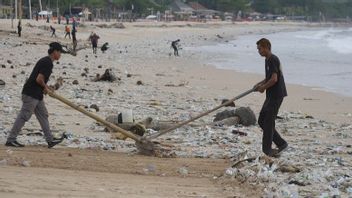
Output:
top-left (165, 81), bottom-right (189, 87)
top-left (178, 166), bottom-right (188, 176)
top-left (0, 159), bottom-right (7, 166)
top-left (21, 160), bottom-right (31, 167)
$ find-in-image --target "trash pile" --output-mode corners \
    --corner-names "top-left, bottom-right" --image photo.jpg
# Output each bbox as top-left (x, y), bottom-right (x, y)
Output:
top-left (215, 112), bottom-right (352, 197)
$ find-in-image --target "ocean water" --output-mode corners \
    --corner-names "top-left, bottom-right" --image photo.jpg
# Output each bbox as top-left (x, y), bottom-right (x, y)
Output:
top-left (186, 27), bottom-right (352, 97)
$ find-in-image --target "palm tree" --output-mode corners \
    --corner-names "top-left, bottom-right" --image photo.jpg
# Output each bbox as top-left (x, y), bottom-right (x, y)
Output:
top-left (28, 0), bottom-right (32, 19)
top-left (18, 0), bottom-right (22, 19)
top-left (39, 0), bottom-right (42, 11)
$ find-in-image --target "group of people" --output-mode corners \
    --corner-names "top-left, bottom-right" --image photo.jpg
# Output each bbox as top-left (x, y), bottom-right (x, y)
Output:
top-left (88, 32), bottom-right (110, 54)
top-left (6, 34), bottom-right (288, 157)
top-left (49, 19), bottom-right (77, 39)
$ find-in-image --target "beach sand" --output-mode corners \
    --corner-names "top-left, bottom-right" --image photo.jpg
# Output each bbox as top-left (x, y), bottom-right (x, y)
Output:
top-left (0, 19), bottom-right (351, 197)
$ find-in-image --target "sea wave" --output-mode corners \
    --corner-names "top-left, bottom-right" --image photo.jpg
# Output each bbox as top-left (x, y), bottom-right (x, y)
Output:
top-left (295, 28), bottom-right (352, 54)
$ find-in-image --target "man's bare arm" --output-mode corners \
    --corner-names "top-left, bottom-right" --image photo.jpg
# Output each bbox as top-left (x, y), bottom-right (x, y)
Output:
top-left (36, 73), bottom-right (52, 94)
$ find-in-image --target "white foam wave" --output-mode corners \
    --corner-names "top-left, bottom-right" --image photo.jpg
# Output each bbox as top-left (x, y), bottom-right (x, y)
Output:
top-left (327, 37), bottom-right (352, 54)
top-left (295, 29), bottom-right (332, 40)
top-left (295, 28), bottom-right (352, 54)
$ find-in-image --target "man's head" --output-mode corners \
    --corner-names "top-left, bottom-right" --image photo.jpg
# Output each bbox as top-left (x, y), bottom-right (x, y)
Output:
top-left (256, 38), bottom-right (271, 57)
top-left (48, 42), bottom-right (66, 60)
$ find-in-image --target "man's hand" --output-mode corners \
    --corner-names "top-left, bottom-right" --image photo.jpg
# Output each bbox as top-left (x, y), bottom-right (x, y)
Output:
top-left (253, 83), bottom-right (263, 92)
top-left (43, 85), bottom-right (54, 95)
top-left (257, 86), bottom-right (265, 93)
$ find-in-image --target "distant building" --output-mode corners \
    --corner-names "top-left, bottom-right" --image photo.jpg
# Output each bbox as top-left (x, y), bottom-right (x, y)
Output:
top-left (169, 0), bottom-right (194, 20)
top-left (63, 7), bottom-right (84, 17)
top-left (188, 1), bottom-right (220, 20)
top-left (188, 2), bottom-right (207, 10)
top-left (0, 5), bottom-right (12, 19)
top-left (81, 8), bottom-right (92, 21)
top-left (168, 1), bottom-right (221, 21)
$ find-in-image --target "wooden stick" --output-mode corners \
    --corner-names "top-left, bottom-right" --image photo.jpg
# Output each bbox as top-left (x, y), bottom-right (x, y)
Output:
top-left (232, 157), bottom-right (257, 168)
top-left (48, 91), bottom-right (142, 142)
top-left (146, 88), bottom-right (255, 140)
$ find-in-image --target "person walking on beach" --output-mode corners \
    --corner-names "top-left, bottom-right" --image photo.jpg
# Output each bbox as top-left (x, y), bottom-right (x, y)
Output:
top-left (72, 18), bottom-right (77, 32)
top-left (5, 42), bottom-right (66, 148)
top-left (71, 28), bottom-right (77, 52)
top-left (64, 25), bottom-right (71, 39)
top-left (253, 38), bottom-right (288, 157)
top-left (89, 32), bottom-right (100, 54)
top-left (171, 39), bottom-right (180, 56)
top-left (65, 15), bottom-right (69, 25)
top-left (50, 25), bottom-right (57, 37)
top-left (17, 20), bottom-right (22, 37)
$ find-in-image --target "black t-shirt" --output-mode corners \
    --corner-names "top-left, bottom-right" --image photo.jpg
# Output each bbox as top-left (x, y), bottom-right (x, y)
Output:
top-left (22, 56), bottom-right (53, 100)
top-left (265, 54), bottom-right (287, 99)
top-left (72, 30), bottom-right (77, 41)
top-left (171, 41), bottom-right (179, 48)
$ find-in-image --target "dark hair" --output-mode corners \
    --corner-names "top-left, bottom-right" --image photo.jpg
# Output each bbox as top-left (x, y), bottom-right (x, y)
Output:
top-left (48, 42), bottom-right (64, 54)
top-left (256, 38), bottom-right (271, 50)
top-left (48, 48), bottom-right (55, 54)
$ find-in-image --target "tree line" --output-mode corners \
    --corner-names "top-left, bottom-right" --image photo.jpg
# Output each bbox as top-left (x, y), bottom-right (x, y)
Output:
top-left (1, 0), bottom-right (351, 20)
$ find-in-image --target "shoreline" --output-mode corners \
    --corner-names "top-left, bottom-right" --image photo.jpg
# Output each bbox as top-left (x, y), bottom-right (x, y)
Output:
top-left (184, 25), bottom-right (352, 98)
top-left (195, 64), bottom-right (352, 124)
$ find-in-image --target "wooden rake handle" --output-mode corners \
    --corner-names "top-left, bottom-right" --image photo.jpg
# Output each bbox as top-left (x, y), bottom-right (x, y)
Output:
top-left (48, 91), bottom-right (142, 142)
top-left (146, 88), bottom-right (255, 140)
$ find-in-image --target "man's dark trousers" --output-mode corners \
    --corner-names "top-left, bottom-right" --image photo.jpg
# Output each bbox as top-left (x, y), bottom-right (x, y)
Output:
top-left (258, 97), bottom-right (287, 155)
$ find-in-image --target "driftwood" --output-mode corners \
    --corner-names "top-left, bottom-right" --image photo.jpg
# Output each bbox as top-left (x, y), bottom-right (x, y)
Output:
top-left (232, 155), bottom-right (274, 168)
top-left (232, 157), bottom-right (257, 168)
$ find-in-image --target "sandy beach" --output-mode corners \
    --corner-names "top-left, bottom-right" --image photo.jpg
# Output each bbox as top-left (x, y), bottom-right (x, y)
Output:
top-left (0, 19), bottom-right (351, 197)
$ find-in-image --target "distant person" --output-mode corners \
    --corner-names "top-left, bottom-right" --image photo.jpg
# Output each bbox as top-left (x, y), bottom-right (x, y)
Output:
top-left (72, 18), bottom-right (77, 32)
top-left (101, 42), bottom-right (109, 53)
top-left (89, 32), bottom-right (100, 54)
top-left (253, 38), bottom-right (288, 157)
top-left (64, 25), bottom-right (71, 39)
top-left (17, 20), bottom-right (22, 37)
top-left (65, 15), bottom-right (69, 25)
top-left (46, 16), bottom-right (50, 23)
top-left (50, 25), bottom-right (56, 37)
top-left (58, 15), bottom-right (61, 24)
top-left (5, 42), bottom-right (67, 148)
top-left (171, 39), bottom-right (180, 56)
top-left (71, 28), bottom-right (77, 52)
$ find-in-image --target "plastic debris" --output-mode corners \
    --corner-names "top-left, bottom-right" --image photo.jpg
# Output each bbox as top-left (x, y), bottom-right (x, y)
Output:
top-left (0, 159), bottom-right (7, 166)
top-left (178, 167), bottom-right (188, 176)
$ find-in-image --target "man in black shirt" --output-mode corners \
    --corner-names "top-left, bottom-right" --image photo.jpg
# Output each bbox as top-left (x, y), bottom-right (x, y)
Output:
top-left (71, 29), bottom-right (77, 52)
top-left (254, 38), bottom-right (288, 157)
top-left (6, 42), bottom-right (66, 148)
top-left (50, 26), bottom-right (57, 37)
top-left (17, 20), bottom-right (22, 37)
top-left (171, 39), bottom-right (180, 56)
